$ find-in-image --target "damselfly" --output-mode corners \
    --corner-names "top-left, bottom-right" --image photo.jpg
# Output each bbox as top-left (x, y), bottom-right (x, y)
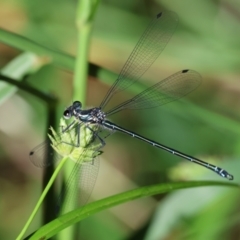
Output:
top-left (30, 11), bottom-right (234, 215)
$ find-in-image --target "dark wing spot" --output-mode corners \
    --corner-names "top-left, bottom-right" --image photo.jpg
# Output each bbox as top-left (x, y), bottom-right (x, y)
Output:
top-left (157, 12), bottom-right (162, 19)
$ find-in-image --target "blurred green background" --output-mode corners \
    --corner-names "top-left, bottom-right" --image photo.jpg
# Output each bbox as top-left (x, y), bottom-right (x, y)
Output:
top-left (0, 0), bottom-right (240, 239)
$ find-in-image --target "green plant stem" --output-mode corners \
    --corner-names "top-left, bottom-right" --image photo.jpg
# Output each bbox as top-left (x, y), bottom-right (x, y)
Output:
top-left (73, 0), bottom-right (99, 102)
top-left (73, 17), bottom-right (91, 104)
top-left (59, 1), bottom-right (98, 239)
top-left (16, 157), bottom-right (68, 240)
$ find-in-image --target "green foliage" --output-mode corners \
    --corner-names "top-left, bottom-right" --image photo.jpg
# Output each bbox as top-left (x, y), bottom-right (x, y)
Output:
top-left (0, 0), bottom-right (239, 240)
top-left (29, 181), bottom-right (238, 240)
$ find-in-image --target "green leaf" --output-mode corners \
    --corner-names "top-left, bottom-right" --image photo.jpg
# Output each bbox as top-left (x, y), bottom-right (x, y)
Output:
top-left (28, 181), bottom-right (238, 240)
top-left (0, 28), bottom-right (74, 70)
top-left (0, 52), bottom-right (43, 104)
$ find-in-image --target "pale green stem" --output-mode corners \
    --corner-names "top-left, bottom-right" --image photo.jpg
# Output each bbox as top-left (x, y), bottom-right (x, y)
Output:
top-left (59, 1), bottom-right (97, 239)
top-left (16, 157), bottom-right (68, 240)
top-left (72, 0), bottom-right (95, 103)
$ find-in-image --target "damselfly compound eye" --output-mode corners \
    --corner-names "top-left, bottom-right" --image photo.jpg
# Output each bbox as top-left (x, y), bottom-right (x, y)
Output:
top-left (63, 110), bottom-right (71, 119)
top-left (73, 101), bottom-right (82, 108)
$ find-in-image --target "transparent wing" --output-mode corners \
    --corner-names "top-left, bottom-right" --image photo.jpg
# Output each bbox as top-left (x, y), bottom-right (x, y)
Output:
top-left (78, 158), bottom-right (100, 206)
top-left (100, 11), bottom-right (178, 110)
top-left (105, 70), bottom-right (201, 116)
top-left (57, 157), bottom-right (100, 217)
top-left (56, 135), bottom-right (102, 217)
top-left (29, 139), bottom-right (61, 168)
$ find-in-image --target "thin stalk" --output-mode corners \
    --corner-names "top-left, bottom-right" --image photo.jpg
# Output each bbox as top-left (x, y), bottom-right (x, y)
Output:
top-left (59, 1), bottom-right (98, 239)
top-left (73, 0), bottom-right (99, 102)
top-left (72, 17), bottom-right (91, 104)
top-left (16, 157), bottom-right (68, 240)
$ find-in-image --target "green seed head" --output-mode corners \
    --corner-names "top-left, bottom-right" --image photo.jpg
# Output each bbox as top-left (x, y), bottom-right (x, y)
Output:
top-left (48, 118), bottom-right (102, 164)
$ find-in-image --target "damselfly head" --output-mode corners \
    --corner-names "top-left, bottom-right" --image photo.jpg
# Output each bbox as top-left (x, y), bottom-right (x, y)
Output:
top-left (63, 101), bottom-right (82, 119)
